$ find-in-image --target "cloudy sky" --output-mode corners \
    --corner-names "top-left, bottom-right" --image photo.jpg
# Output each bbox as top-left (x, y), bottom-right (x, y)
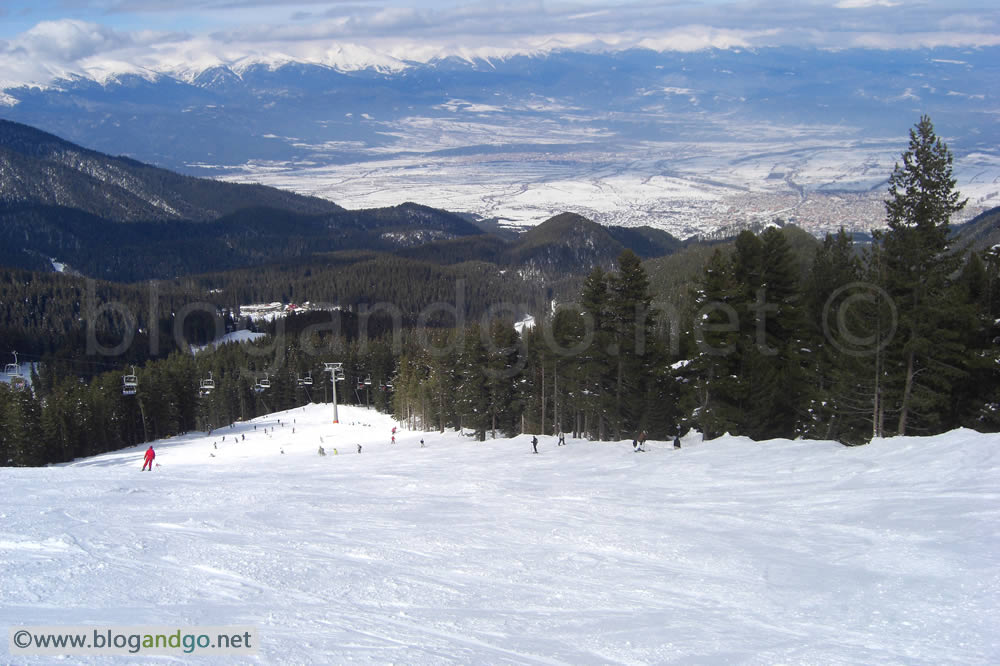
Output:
top-left (0, 1), bottom-right (998, 84)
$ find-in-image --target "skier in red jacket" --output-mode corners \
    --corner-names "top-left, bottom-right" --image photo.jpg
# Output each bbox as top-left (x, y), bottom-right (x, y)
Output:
top-left (141, 446), bottom-right (155, 471)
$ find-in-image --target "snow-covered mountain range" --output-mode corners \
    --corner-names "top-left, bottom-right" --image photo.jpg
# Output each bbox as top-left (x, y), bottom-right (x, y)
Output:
top-left (2, 46), bottom-right (999, 234)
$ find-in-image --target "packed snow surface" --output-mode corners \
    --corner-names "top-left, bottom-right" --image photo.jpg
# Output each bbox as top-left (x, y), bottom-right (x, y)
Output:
top-left (1, 404), bottom-right (998, 664)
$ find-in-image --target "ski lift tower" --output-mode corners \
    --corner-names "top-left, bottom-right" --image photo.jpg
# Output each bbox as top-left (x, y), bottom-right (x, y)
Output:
top-left (324, 362), bottom-right (344, 424)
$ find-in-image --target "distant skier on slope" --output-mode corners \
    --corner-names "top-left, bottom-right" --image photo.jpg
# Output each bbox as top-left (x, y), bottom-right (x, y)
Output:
top-left (557, 431), bottom-right (566, 446)
top-left (532, 435), bottom-right (538, 454)
top-left (674, 434), bottom-right (681, 449)
top-left (141, 446), bottom-right (155, 471)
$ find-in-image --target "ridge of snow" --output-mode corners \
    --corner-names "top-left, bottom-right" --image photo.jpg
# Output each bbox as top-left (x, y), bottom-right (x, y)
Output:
top-left (0, 38), bottom-right (744, 91)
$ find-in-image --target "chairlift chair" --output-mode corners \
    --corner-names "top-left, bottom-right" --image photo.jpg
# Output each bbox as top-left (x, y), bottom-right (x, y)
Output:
top-left (200, 371), bottom-right (215, 394)
top-left (324, 362), bottom-right (346, 382)
top-left (364, 375), bottom-right (372, 386)
top-left (5, 351), bottom-right (21, 378)
top-left (303, 372), bottom-right (313, 386)
top-left (122, 366), bottom-right (138, 396)
top-left (258, 375), bottom-right (271, 390)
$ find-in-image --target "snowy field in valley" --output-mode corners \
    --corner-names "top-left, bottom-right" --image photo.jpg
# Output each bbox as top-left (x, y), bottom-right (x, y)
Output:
top-left (2, 403), bottom-right (999, 664)
top-left (218, 132), bottom-right (1000, 236)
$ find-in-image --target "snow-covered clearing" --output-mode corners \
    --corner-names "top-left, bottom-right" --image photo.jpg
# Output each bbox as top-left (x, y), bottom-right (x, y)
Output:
top-left (190, 329), bottom-right (266, 353)
top-left (2, 404), bottom-right (998, 663)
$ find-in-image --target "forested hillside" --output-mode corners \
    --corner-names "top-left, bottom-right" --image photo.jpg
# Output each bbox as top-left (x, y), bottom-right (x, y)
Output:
top-left (0, 119), bottom-right (343, 221)
top-left (2, 116), bottom-right (998, 467)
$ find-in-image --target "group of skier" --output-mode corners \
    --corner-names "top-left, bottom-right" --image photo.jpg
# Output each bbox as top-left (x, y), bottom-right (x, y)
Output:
top-left (142, 418), bottom-right (685, 469)
top-left (631, 430), bottom-right (682, 452)
top-left (529, 429), bottom-right (683, 455)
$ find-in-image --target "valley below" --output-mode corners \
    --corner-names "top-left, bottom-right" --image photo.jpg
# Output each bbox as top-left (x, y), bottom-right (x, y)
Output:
top-left (215, 132), bottom-right (1000, 237)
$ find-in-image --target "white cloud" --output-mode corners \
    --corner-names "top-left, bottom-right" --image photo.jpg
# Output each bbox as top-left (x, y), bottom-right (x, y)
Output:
top-left (11, 19), bottom-right (132, 62)
top-left (847, 31), bottom-right (1000, 49)
top-left (835, 0), bottom-right (902, 8)
top-left (638, 26), bottom-right (776, 52)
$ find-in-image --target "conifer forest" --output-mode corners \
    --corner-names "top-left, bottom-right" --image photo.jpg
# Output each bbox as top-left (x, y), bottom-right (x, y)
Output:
top-left (1, 116), bottom-right (998, 466)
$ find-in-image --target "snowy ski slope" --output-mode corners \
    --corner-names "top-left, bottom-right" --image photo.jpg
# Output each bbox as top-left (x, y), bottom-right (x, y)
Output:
top-left (1, 403), bottom-right (998, 664)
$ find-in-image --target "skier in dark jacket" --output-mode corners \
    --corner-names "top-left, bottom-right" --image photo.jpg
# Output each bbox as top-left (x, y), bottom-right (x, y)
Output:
top-left (531, 436), bottom-right (538, 454)
top-left (674, 434), bottom-right (681, 449)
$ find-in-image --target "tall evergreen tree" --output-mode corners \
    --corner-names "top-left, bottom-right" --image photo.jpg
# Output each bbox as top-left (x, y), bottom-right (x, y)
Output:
top-left (485, 319), bottom-right (525, 438)
top-left (579, 267), bottom-right (613, 439)
top-left (608, 249), bottom-right (654, 439)
top-left (877, 115), bottom-right (967, 435)
top-left (747, 227), bottom-right (808, 439)
top-left (455, 324), bottom-right (491, 440)
top-left (690, 248), bottom-right (742, 439)
top-left (953, 251), bottom-right (1000, 430)
top-left (803, 230), bottom-right (878, 443)
top-left (1, 386), bottom-right (45, 466)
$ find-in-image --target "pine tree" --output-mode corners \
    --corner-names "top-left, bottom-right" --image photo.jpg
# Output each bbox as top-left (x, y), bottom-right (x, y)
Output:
top-left (747, 227), bottom-right (808, 439)
top-left (690, 248), bottom-right (742, 438)
top-left (953, 251), bottom-right (1000, 430)
top-left (803, 230), bottom-right (879, 443)
top-left (485, 319), bottom-right (525, 438)
top-left (877, 115), bottom-right (967, 435)
top-left (579, 267), bottom-right (613, 439)
top-left (1, 386), bottom-right (45, 466)
top-left (455, 324), bottom-right (491, 440)
top-left (608, 249), bottom-right (654, 439)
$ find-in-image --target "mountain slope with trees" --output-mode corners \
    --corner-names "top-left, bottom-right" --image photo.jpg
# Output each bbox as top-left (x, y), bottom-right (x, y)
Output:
top-left (0, 119), bottom-right (343, 221)
top-left (0, 120), bottom-right (684, 282)
top-left (3, 115), bottom-right (998, 468)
